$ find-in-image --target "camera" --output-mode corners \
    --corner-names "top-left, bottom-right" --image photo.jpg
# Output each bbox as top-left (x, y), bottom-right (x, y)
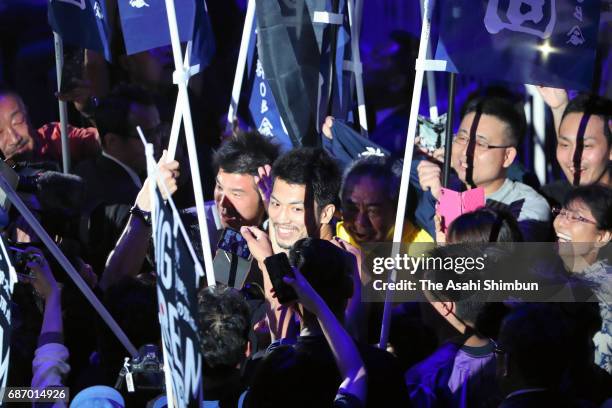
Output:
top-left (116, 344), bottom-right (165, 393)
top-left (8, 244), bottom-right (43, 280)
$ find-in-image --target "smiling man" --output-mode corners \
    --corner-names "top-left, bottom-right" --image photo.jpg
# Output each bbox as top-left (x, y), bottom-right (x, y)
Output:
top-left (337, 156), bottom-right (432, 248)
top-left (267, 147), bottom-right (340, 252)
top-left (0, 89), bottom-right (100, 164)
top-left (542, 93), bottom-right (612, 208)
top-left (414, 96), bottom-right (550, 241)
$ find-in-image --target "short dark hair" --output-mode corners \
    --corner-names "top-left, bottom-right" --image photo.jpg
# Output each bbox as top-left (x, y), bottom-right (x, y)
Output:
top-left (197, 284), bottom-right (250, 372)
top-left (447, 208), bottom-right (523, 243)
top-left (562, 93), bottom-right (612, 146)
top-left (424, 244), bottom-right (492, 331)
top-left (341, 156), bottom-right (400, 204)
top-left (213, 130), bottom-right (280, 176)
top-left (499, 304), bottom-right (570, 388)
top-left (94, 84), bottom-right (155, 144)
top-left (272, 147), bottom-right (341, 209)
top-left (563, 184), bottom-right (612, 231)
top-left (289, 238), bottom-right (354, 318)
top-left (461, 95), bottom-right (526, 147)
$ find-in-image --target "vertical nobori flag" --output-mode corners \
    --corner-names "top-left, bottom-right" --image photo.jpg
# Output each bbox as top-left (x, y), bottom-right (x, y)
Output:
top-left (189, 0), bottom-right (216, 73)
top-left (314, 0), bottom-right (354, 124)
top-left (0, 238), bottom-right (16, 389)
top-left (153, 187), bottom-right (204, 407)
top-left (246, 16), bottom-right (294, 153)
top-left (255, 0), bottom-right (322, 147)
top-left (118, 0), bottom-right (195, 55)
top-left (48, 0), bottom-right (112, 60)
top-left (435, 0), bottom-right (600, 90)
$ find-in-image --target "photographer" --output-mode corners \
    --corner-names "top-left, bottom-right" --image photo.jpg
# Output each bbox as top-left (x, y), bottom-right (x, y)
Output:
top-left (19, 248), bottom-right (70, 398)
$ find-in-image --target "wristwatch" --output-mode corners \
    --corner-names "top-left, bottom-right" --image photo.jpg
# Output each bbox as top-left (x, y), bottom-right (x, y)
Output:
top-left (129, 204), bottom-right (152, 227)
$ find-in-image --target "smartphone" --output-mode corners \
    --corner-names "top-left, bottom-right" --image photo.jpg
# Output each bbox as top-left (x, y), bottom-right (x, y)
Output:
top-left (217, 228), bottom-right (251, 260)
top-left (264, 253), bottom-right (298, 304)
top-left (418, 114), bottom-right (447, 152)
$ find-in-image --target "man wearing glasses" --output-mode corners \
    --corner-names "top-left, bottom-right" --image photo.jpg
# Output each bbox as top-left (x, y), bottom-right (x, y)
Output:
top-left (413, 96), bottom-right (550, 241)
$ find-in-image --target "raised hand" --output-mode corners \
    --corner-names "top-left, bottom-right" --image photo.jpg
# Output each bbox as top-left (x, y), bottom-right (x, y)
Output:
top-left (417, 159), bottom-right (443, 200)
top-left (240, 226), bottom-right (274, 263)
top-left (254, 164), bottom-right (273, 210)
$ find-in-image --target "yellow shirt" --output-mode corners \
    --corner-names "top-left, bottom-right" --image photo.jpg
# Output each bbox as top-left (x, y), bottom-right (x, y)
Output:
top-left (336, 219), bottom-right (433, 250)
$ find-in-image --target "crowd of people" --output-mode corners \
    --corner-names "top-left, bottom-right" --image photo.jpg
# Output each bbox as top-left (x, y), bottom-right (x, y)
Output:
top-left (0, 43), bottom-right (611, 408)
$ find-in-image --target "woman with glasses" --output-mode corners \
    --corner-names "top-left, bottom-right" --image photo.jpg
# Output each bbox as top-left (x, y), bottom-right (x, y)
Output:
top-left (552, 184), bottom-right (612, 373)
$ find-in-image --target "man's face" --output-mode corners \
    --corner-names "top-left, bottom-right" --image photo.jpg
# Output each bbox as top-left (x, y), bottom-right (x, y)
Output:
top-left (214, 169), bottom-right (265, 230)
top-left (557, 113), bottom-right (611, 186)
top-left (124, 102), bottom-right (161, 173)
top-left (451, 112), bottom-right (515, 191)
top-left (341, 175), bottom-right (395, 243)
top-left (0, 94), bottom-right (36, 160)
top-left (268, 178), bottom-right (319, 251)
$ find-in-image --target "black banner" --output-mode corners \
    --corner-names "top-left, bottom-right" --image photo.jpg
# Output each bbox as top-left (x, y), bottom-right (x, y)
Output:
top-left (0, 238), bottom-right (16, 390)
top-left (153, 187), bottom-right (204, 407)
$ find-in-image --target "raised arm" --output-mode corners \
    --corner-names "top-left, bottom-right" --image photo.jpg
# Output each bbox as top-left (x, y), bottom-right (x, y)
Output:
top-left (241, 226), bottom-right (298, 342)
top-left (25, 249), bottom-right (70, 392)
top-left (100, 152), bottom-right (179, 291)
top-left (537, 86), bottom-right (569, 137)
top-left (284, 267), bottom-right (367, 404)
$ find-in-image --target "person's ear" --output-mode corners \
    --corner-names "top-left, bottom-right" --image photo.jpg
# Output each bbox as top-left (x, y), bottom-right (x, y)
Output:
top-left (319, 203), bottom-right (336, 224)
top-left (502, 147), bottom-right (517, 168)
top-left (595, 230), bottom-right (612, 248)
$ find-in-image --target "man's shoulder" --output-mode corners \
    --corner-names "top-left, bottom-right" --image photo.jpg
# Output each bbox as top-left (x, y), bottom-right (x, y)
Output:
top-left (405, 342), bottom-right (461, 384)
top-left (502, 180), bottom-right (550, 221)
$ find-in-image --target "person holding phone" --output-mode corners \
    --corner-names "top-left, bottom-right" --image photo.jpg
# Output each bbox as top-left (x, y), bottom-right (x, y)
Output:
top-left (412, 95), bottom-right (550, 242)
top-left (19, 248), bottom-right (71, 397)
top-left (243, 238), bottom-right (408, 407)
top-left (241, 147), bottom-right (366, 340)
top-left (246, 253), bottom-right (367, 407)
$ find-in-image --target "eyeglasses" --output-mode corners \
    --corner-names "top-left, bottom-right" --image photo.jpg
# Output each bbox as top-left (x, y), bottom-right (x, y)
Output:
top-left (551, 207), bottom-right (597, 225)
top-left (453, 134), bottom-right (513, 150)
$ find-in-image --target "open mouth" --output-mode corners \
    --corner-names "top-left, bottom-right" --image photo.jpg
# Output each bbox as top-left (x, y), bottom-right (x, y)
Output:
top-left (556, 232), bottom-right (572, 243)
top-left (349, 228), bottom-right (372, 242)
top-left (275, 224), bottom-right (298, 240)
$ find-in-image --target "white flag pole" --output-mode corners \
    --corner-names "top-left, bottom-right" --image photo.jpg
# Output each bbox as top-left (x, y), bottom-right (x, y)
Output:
top-left (227, 0), bottom-right (256, 125)
top-left (163, 0), bottom-right (216, 287)
top-left (53, 32), bottom-right (71, 173)
top-left (347, 0), bottom-right (368, 135)
top-left (525, 84), bottom-right (547, 186)
top-left (166, 41), bottom-right (194, 161)
top-left (0, 175), bottom-right (138, 357)
top-left (420, 0), bottom-right (439, 120)
top-left (379, 0), bottom-right (434, 349)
